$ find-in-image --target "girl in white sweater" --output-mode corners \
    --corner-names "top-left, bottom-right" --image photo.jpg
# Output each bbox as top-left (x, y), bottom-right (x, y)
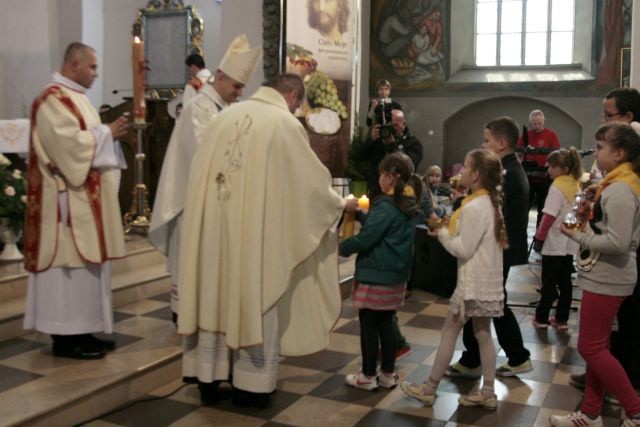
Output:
top-left (401, 149), bottom-right (507, 409)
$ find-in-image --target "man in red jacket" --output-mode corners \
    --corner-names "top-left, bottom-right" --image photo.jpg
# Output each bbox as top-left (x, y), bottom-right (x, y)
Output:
top-left (517, 109), bottom-right (560, 226)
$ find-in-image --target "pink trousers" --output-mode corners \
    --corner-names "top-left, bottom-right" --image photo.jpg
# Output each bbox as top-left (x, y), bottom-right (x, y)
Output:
top-left (579, 290), bottom-right (640, 416)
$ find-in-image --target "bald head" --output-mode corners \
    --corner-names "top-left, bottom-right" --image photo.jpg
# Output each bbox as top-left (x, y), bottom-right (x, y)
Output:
top-left (63, 42), bottom-right (95, 65)
top-left (61, 42), bottom-right (98, 89)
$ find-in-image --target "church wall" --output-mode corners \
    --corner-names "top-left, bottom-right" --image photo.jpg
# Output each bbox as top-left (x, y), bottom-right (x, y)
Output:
top-left (0, 0), bottom-right (57, 119)
top-left (396, 94), bottom-right (603, 176)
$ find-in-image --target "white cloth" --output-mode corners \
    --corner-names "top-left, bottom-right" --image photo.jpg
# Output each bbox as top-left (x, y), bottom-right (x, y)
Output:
top-left (148, 84), bottom-right (227, 311)
top-left (182, 68), bottom-right (212, 106)
top-left (182, 305), bottom-right (280, 392)
top-left (437, 194), bottom-right (504, 318)
top-left (541, 186), bottom-right (580, 256)
top-left (0, 119), bottom-right (29, 153)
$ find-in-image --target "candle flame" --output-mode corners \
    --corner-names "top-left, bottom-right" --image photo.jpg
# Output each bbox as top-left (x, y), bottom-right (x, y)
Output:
top-left (134, 36), bottom-right (141, 44)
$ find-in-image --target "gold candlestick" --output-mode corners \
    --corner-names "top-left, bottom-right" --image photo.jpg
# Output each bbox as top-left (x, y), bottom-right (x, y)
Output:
top-left (123, 122), bottom-right (151, 234)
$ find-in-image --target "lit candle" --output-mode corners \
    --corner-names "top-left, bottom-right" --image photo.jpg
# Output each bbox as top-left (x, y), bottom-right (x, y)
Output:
top-left (357, 195), bottom-right (370, 212)
top-left (342, 194), bottom-right (355, 238)
top-left (132, 36), bottom-right (146, 124)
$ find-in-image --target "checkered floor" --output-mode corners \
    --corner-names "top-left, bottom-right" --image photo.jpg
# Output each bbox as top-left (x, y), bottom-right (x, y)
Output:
top-left (0, 216), bottom-right (632, 426)
top-left (87, 265), bottom-right (623, 426)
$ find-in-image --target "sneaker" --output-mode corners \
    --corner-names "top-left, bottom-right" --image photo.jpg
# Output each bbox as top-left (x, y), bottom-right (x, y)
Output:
top-left (603, 391), bottom-right (620, 406)
top-left (444, 362), bottom-right (482, 378)
top-left (550, 317), bottom-right (569, 331)
top-left (399, 381), bottom-right (436, 406)
top-left (569, 372), bottom-right (586, 390)
top-left (395, 346), bottom-right (412, 361)
top-left (345, 372), bottom-right (378, 391)
top-left (496, 359), bottom-right (534, 377)
top-left (622, 415), bottom-right (640, 426)
top-left (458, 390), bottom-right (498, 410)
top-left (549, 411), bottom-right (603, 426)
top-left (531, 317), bottom-right (549, 329)
top-left (378, 372), bottom-right (399, 389)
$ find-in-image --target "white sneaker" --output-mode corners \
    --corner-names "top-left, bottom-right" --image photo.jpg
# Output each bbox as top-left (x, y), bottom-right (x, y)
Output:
top-left (622, 415), bottom-right (640, 427)
top-left (458, 390), bottom-right (498, 410)
top-left (345, 371), bottom-right (378, 391)
top-left (399, 381), bottom-right (436, 406)
top-left (549, 411), bottom-right (603, 427)
top-left (378, 372), bottom-right (398, 389)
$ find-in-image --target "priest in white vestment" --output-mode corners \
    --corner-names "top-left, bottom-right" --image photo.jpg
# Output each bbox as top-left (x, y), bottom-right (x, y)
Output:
top-left (182, 53), bottom-right (212, 106)
top-left (23, 42), bottom-right (129, 360)
top-left (149, 34), bottom-right (262, 317)
top-left (177, 74), bottom-right (347, 407)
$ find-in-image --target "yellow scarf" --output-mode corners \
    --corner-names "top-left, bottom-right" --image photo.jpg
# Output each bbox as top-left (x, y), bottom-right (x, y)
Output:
top-left (594, 162), bottom-right (640, 201)
top-left (386, 184), bottom-right (416, 197)
top-left (448, 188), bottom-right (489, 235)
top-left (552, 175), bottom-right (580, 203)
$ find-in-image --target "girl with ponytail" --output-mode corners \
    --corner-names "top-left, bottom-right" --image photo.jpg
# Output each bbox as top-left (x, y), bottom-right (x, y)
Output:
top-left (401, 148), bottom-right (506, 410)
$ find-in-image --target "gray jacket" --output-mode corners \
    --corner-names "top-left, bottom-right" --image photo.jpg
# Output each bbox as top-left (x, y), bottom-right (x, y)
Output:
top-left (573, 182), bottom-right (640, 296)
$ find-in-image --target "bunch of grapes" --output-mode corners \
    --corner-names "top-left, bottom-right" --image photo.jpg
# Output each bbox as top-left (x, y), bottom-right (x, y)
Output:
top-left (305, 72), bottom-right (348, 119)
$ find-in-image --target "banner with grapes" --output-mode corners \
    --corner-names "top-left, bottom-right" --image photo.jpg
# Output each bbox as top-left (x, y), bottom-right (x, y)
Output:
top-left (285, 0), bottom-right (358, 176)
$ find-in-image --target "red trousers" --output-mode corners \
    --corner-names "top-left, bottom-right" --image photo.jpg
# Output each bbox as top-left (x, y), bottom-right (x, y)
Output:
top-left (579, 290), bottom-right (640, 416)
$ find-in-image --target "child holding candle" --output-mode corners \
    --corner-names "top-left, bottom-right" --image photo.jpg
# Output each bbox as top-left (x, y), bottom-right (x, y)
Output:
top-left (531, 147), bottom-right (582, 330)
top-left (340, 152), bottom-right (421, 390)
top-left (401, 149), bottom-right (507, 409)
top-left (551, 122), bottom-right (640, 427)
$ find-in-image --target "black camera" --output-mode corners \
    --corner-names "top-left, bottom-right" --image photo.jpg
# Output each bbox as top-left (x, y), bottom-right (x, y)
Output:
top-left (379, 124), bottom-right (396, 140)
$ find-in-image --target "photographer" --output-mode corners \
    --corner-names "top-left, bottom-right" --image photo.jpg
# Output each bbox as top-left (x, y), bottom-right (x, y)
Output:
top-left (362, 109), bottom-right (423, 198)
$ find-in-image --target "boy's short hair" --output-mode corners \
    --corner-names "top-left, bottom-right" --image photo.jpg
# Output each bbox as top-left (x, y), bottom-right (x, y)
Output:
top-left (185, 53), bottom-right (205, 69)
top-left (485, 116), bottom-right (520, 149)
top-left (375, 79), bottom-right (391, 90)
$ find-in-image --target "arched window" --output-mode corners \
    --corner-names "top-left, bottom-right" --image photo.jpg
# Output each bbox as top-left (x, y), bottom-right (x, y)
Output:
top-left (475, 0), bottom-right (575, 66)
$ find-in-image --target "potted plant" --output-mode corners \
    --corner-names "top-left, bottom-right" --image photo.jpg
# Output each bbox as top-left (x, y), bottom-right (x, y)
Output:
top-left (344, 122), bottom-right (370, 197)
top-left (0, 154), bottom-right (27, 260)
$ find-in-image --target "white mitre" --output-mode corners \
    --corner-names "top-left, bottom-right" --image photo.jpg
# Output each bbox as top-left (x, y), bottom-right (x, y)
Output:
top-left (218, 34), bottom-right (263, 84)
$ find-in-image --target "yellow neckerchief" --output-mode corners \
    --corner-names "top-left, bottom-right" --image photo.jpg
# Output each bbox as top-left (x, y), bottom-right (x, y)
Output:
top-left (594, 162), bottom-right (640, 201)
top-left (552, 175), bottom-right (580, 203)
top-left (386, 184), bottom-right (416, 197)
top-left (448, 188), bottom-right (489, 235)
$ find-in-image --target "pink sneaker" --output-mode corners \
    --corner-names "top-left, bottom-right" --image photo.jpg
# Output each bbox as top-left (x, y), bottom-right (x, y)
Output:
top-left (550, 317), bottom-right (569, 331)
top-left (531, 317), bottom-right (549, 329)
top-left (345, 371), bottom-right (378, 391)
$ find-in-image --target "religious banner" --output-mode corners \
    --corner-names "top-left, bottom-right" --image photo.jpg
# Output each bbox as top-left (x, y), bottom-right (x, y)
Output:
top-left (285, 0), bottom-right (358, 176)
top-left (0, 119), bottom-right (30, 153)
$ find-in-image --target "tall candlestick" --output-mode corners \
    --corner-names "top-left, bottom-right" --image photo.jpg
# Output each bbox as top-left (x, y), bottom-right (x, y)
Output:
top-left (132, 36), bottom-right (146, 124)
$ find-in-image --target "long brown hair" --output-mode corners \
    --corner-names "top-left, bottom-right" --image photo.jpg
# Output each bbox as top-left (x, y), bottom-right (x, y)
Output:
top-left (378, 152), bottom-right (419, 206)
top-left (466, 149), bottom-right (509, 248)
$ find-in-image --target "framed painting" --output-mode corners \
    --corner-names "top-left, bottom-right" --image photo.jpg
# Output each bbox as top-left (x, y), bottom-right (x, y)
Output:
top-left (370, 0), bottom-right (448, 94)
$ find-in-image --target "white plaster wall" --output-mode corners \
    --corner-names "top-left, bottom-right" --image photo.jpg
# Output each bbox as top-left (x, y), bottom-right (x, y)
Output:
top-left (0, 0), bottom-right (56, 119)
top-left (82, 0), bottom-right (104, 108)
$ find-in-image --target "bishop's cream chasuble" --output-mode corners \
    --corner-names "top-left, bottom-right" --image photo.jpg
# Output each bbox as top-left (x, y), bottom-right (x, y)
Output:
top-left (178, 86), bottom-right (345, 356)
